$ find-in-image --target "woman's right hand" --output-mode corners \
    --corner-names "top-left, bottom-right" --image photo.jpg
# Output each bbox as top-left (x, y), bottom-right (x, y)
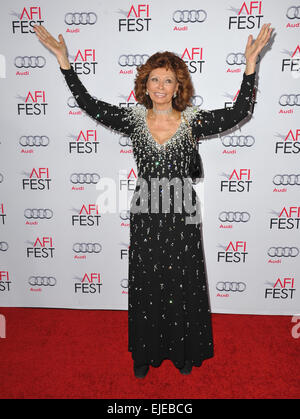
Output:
top-left (33, 24), bottom-right (70, 69)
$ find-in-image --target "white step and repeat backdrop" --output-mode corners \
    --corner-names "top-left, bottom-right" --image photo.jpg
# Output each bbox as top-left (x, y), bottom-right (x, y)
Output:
top-left (0, 0), bottom-right (299, 314)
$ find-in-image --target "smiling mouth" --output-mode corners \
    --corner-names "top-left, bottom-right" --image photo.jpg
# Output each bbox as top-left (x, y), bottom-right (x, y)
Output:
top-left (153, 92), bottom-right (167, 97)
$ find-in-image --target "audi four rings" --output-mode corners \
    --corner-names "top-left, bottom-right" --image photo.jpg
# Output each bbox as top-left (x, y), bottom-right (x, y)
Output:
top-left (279, 94), bottom-right (300, 106)
top-left (267, 247), bottom-right (299, 257)
top-left (19, 135), bottom-right (50, 147)
top-left (273, 174), bottom-right (300, 185)
top-left (64, 12), bottom-right (97, 25)
top-left (118, 54), bottom-right (149, 67)
top-left (216, 282), bottom-right (246, 292)
top-left (73, 243), bottom-right (102, 253)
top-left (70, 173), bottom-right (100, 184)
top-left (15, 56), bottom-right (46, 68)
top-left (172, 10), bottom-right (207, 23)
top-left (28, 276), bottom-right (57, 286)
top-left (286, 6), bottom-right (300, 19)
top-left (226, 53), bottom-right (260, 66)
top-left (218, 211), bottom-right (250, 222)
top-left (221, 135), bottom-right (255, 147)
top-left (24, 209), bottom-right (53, 219)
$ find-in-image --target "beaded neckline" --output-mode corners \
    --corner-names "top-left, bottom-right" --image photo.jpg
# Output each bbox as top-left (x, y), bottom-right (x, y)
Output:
top-left (144, 108), bottom-right (184, 148)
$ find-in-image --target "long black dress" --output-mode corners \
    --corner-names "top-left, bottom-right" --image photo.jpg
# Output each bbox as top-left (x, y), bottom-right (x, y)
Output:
top-left (60, 65), bottom-right (256, 369)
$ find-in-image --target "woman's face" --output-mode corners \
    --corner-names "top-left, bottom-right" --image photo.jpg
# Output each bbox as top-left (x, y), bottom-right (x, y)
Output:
top-left (146, 67), bottom-right (178, 108)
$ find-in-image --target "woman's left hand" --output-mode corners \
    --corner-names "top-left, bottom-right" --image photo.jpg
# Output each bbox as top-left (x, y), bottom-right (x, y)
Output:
top-left (245, 23), bottom-right (273, 63)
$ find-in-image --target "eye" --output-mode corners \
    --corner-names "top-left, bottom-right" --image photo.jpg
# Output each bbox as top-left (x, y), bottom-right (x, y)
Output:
top-left (165, 79), bottom-right (173, 84)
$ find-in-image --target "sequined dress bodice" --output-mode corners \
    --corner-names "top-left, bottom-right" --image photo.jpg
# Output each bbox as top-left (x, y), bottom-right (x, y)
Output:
top-left (60, 65), bottom-right (256, 187)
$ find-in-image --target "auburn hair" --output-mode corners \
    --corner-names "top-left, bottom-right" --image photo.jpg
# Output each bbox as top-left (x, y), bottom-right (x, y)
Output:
top-left (134, 51), bottom-right (194, 111)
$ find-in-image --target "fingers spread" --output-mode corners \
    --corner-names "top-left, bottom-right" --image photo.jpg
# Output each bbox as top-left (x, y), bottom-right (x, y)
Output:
top-left (34, 24), bottom-right (50, 39)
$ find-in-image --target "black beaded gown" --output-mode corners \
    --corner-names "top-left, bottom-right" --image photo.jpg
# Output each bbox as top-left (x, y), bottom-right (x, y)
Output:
top-left (60, 65), bottom-right (256, 370)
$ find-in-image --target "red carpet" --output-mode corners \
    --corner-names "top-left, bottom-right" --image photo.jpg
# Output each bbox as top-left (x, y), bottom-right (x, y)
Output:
top-left (0, 307), bottom-right (299, 399)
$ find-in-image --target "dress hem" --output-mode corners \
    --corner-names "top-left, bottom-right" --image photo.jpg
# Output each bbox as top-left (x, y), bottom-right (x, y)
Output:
top-left (129, 349), bottom-right (214, 370)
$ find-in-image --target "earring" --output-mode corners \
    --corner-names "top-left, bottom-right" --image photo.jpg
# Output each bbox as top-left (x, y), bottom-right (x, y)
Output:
top-left (146, 90), bottom-right (149, 95)
top-left (173, 92), bottom-right (177, 98)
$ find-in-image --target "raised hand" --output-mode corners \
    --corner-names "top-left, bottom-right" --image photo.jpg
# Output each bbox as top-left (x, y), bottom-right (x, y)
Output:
top-left (245, 23), bottom-right (273, 64)
top-left (33, 24), bottom-right (70, 69)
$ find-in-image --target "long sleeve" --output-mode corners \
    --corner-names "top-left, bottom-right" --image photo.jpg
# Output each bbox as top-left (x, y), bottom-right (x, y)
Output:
top-left (59, 64), bottom-right (133, 136)
top-left (191, 71), bottom-right (256, 139)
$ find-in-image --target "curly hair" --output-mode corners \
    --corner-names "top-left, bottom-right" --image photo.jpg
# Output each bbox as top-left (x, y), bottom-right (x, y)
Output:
top-left (134, 51), bottom-right (194, 112)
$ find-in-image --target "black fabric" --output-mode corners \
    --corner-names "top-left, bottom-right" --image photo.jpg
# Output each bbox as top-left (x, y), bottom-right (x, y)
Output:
top-left (60, 65), bottom-right (256, 369)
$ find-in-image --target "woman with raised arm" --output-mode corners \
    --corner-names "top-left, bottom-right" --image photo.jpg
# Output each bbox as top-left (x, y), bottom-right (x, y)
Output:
top-left (34, 23), bottom-right (273, 379)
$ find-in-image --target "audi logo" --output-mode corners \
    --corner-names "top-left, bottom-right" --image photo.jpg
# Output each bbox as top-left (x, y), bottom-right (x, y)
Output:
top-left (279, 94), bottom-right (300, 106)
top-left (286, 6), bottom-right (300, 19)
top-left (73, 243), bottom-right (102, 253)
top-left (226, 53), bottom-right (260, 66)
top-left (24, 209), bottom-right (53, 219)
top-left (221, 135), bottom-right (255, 147)
top-left (70, 173), bottom-right (100, 184)
top-left (0, 173), bottom-right (3, 183)
top-left (68, 96), bottom-right (79, 108)
top-left (172, 9), bottom-right (207, 23)
top-left (120, 278), bottom-right (128, 288)
top-left (267, 247), bottom-right (299, 257)
top-left (118, 54), bottom-right (149, 67)
top-left (226, 52), bottom-right (247, 66)
top-left (218, 211), bottom-right (250, 222)
top-left (216, 282), bottom-right (246, 292)
top-left (191, 95), bottom-right (204, 107)
top-left (19, 135), bottom-right (50, 147)
top-left (14, 56), bottom-right (46, 68)
top-left (28, 276), bottom-right (57, 286)
top-left (119, 136), bottom-right (132, 147)
top-left (0, 241), bottom-right (9, 251)
top-left (64, 12), bottom-right (98, 25)
top-left (273, 174), bottom-right (300, 185)
top-left (120, 210), bottom-right (130, 220)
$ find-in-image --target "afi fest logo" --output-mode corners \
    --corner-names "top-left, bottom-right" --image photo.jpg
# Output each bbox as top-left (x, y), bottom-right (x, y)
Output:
top-left (220, 169), bottom-right (252, 192)
top-left (0, 271), bottom-right (11, 292)
top-left (281, 45), bottom-right (300, 79)
top-left (269, 206), bottom-right (300, 230)
top-left (217, 241), bottom-right (248, 262)
top-left (74, 273), bottom-right (102, 294)
top-left (68, 130), bottom-right (99, 154)
top-left (274, 129), bottom-right (300, 154)
top-left (17, 90), bottom-right (47, 115)
top-left (118, 4), bottom-right (151, 32)
top-left (11, 7), bottom-right (44, 33)
top-left (228, 1), bottom-right (264, 29)
top-left (68, 49), bottom-right (97, 74)
top-left (265, 277), bottom-right (296, 300)
top-left (119, 91), bottom-right (137, 107)
top-left (26, 236), bottom-right (55, 259)
top-left (22, 168), bottom-right (51, 190)
top-left (71, 204), bottom-right (101, 226)
top-left (181, 48), bottom-right (205, 73)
